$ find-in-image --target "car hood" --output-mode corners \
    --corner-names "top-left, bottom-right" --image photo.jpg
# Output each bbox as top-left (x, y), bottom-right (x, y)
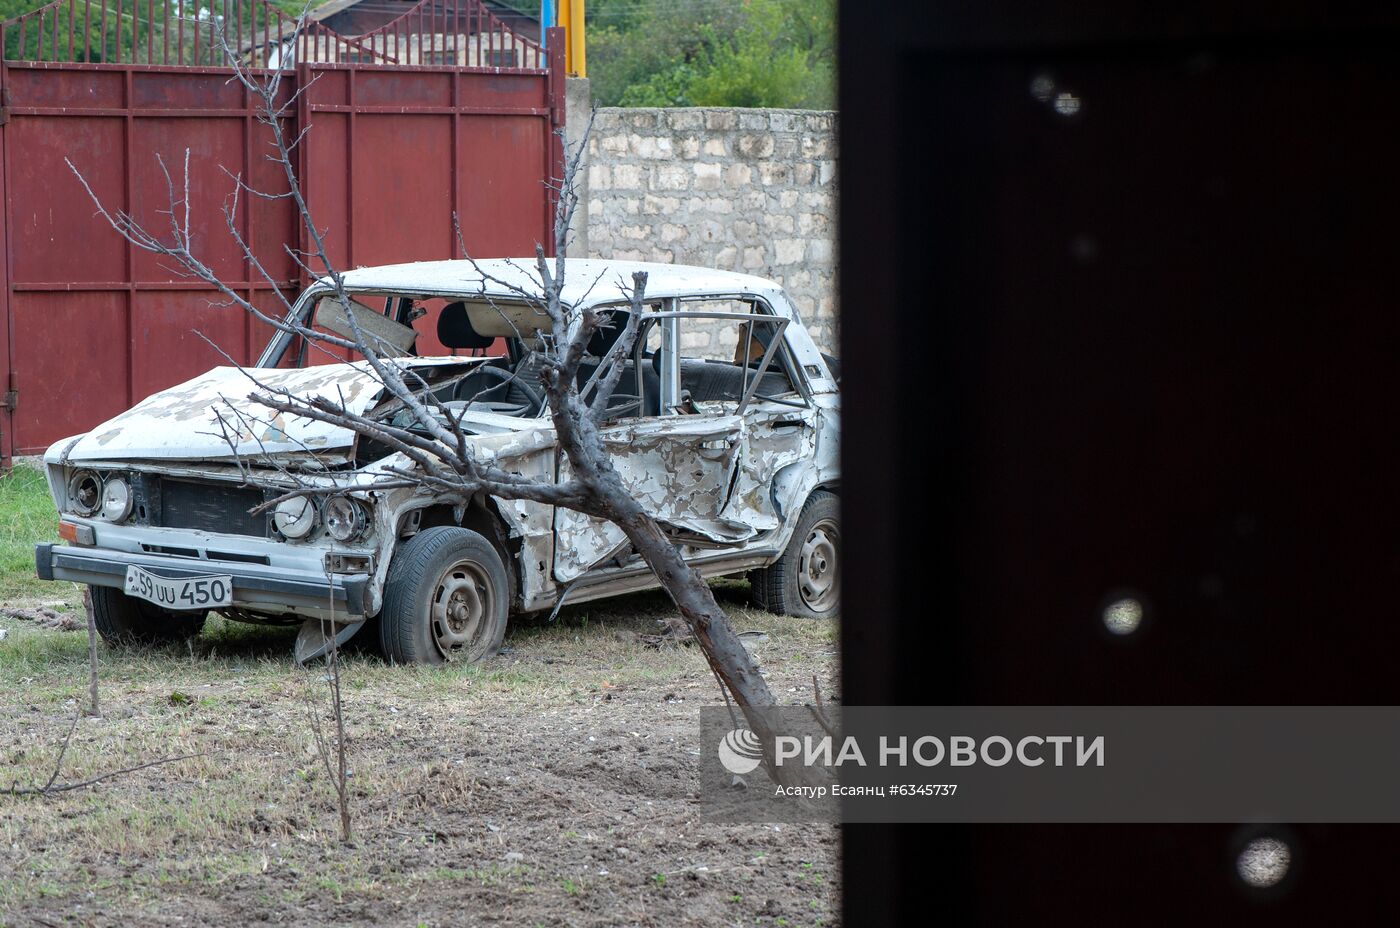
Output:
top-left (62, 358), bottom-right (482, 462)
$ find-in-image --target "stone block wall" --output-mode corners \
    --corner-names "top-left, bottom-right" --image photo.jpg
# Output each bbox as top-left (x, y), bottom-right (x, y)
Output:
top-left (581, 107), bottom-right (838, 353)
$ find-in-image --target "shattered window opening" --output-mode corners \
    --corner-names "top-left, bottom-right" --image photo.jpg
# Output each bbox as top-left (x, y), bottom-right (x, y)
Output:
top-left (258, 285), bottom-right (812, 430)
top-left (643, 298), bottom-right (808, 418)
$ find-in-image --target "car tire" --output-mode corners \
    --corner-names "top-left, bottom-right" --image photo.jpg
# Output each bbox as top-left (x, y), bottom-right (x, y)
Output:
top-left (379, 526), bottom-right (510, 665)
top-left (751, 490), bottom-right (840, 618)
top-left (89, 585), bottom-right (207, 646)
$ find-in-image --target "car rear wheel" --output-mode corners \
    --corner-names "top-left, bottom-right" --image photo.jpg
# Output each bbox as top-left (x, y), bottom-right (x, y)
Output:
top-left (379, 526), bottom-right (510, 665)
top-left (751, 490), bottom-right (840, 619)
top-left (89, 585), bottom-right (207, 646)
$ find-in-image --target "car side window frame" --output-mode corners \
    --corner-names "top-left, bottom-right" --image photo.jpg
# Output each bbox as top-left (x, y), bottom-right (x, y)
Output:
top-left (577, 294), bottom-right (815, 421)
top-left (661, 294), bottom-right (813, 412)
top-left (736, 293), bottom-right (815, 408)
top-left (641, 299), bottom-right (809, 417)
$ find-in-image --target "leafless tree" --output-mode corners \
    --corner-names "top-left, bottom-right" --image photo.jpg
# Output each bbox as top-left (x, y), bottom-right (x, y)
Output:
top-left (65, 14), bottom-right (809, 786)
top-left (82, 588), bottom-right (100, 717)
top-left (300, 631), bottom-right (353, 843)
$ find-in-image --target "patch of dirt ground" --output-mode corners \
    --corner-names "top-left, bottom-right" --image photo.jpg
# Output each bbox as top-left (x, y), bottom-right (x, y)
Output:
top-left (0, 580), bottom-right (839, 927)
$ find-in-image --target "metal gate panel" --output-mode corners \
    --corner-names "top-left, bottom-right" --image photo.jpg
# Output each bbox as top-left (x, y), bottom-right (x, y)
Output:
top-left (6, 63), bottom-right (124, 107)
top-left (131, 70), bottom-right (244, 109)
top-left (350, 112), bottom-right (456, 267)
top-left (296, 66), bottom-right (352, 275)
top-left (129, 115), bottom-right (251, 282)
top-left (10, 290), bottom-right (130, 449)
top-left (353, 68), bottom-right (455, 107)
top-left (130, 290), bottom-right (253, 401)
top-left (2, 64), bottom-right (304, 454)
top-left (300, 62), bottom-right (559, 270)
top-left (0, 57), bottom-right (10, 464)
top-left (455, 114), bottom-right (551, 258)
top-left (298, 56), bottom-right (562, 369)
top-left (8, 112), bottom-right (128, 283)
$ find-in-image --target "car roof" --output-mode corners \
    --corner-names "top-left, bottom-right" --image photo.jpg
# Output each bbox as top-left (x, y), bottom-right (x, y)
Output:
top-left (329, 259), bottom-right (786, 311)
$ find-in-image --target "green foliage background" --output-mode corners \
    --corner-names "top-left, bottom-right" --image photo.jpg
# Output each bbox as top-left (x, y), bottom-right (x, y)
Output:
top-left (586, 0), bottom-right (834, 109)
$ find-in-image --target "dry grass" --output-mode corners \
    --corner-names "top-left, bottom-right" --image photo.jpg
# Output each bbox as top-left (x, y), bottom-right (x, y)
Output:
top-left (0, 580), bottom-right (840, 926)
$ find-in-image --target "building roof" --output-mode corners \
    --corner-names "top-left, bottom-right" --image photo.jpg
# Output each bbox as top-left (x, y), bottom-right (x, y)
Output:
top-left (311, 0), bottom-right (539, 29)
top-left (308, 0), bottom-right (364, 22)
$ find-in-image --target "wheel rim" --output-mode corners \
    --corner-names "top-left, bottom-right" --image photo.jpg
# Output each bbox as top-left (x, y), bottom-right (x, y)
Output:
top-left (797, 518), bottom-right (840, 612)
top-left (430, 558), bottom-right (494, 661)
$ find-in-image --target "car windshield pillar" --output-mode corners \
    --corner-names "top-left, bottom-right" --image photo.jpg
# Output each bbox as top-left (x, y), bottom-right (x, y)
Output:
top-left (657, 299), bottom-right (682, 415)
top-left (255, 288), bottom-right (321, 369)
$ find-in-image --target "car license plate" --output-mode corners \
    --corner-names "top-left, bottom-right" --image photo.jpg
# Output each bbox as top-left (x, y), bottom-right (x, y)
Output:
top-left (124, 566), bottom-right (233, 610)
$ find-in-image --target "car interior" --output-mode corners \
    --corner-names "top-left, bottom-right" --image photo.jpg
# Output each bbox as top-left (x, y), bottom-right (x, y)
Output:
top-left (434, 300), bottom-right (659, 418)
top-left (300, 292), bottom-right (808, 422)
top-left (433, 299), bottom-right (802, 420)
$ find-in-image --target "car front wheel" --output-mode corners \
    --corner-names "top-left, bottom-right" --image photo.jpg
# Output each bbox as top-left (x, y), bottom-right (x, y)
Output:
top-left (89, 585), bottom-right (207, 646)
top-left (751, 490), bottom-right (840, 618)
top-left (379, 526), bottom-right (510, 665)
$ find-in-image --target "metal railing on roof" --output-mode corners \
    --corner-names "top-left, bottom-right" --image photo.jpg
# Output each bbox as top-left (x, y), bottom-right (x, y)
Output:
top-left (1, 0), bottom-right (545, 69)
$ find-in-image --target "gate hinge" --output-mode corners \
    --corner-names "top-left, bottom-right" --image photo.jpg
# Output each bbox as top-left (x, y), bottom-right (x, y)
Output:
top-left (1, 374), bottom-right (17, 411)
top-left (0, 86), bottom-right (10, 126)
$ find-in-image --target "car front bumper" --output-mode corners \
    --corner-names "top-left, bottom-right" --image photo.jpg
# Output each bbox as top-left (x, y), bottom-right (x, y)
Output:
top-left (35, 543), bottom-right (369, 619)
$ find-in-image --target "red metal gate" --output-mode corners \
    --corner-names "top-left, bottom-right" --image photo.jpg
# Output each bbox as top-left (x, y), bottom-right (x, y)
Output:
top-left (0, 0), bottom-right (563, 462)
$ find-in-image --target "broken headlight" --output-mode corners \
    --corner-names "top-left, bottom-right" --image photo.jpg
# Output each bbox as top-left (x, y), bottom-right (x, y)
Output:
top-left (324, 497), bottom-right (369, 542)
top-left (273, 496), bottom-right (318, 540)
top-left (100, 475), bottom-right (133, 523)
top-left (66, 470), bottom-right (102, 517)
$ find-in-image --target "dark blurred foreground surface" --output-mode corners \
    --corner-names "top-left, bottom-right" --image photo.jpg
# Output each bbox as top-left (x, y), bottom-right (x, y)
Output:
top-left (839, 2), bottom-right (1400, 922)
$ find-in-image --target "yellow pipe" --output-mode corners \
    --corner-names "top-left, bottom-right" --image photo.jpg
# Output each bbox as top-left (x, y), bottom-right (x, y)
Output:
top-left (569, 0), bottom-right (586, 78)
top-left (556, 0), bottom-right (585, 77)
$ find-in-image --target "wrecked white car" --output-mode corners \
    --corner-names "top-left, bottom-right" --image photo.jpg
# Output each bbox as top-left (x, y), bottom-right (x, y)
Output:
top-left (34, 260), bottom-right (840, 664)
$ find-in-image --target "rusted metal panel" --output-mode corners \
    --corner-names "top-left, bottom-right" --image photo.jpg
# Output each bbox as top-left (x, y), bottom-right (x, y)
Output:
top-left (0, 56), bottom-right (11, 466)
top-left (0, 10), bottom-right (564, 456)
top-left (10, 290), bottom-right (130, 454)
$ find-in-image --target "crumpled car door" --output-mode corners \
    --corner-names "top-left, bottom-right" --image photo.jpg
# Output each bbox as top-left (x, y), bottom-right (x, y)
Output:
top-left (552, 414), bottom-right (749, 582)
top-left (724, 404), bottom-right (820, 533)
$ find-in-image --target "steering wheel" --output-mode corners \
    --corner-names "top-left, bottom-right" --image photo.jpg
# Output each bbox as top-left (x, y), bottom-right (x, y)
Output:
top-left (458, 365), bottom-right (545, 417)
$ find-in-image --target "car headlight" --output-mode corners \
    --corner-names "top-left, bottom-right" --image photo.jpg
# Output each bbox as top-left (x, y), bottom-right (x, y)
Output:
top-left (324, 497), bottom-right (368, 542)
top-left (67, 470), bottom-right (102, 516)
top-left (101, 476), bottom-right (133, 522)
top-left (273, 496), bottom-right (318, 540)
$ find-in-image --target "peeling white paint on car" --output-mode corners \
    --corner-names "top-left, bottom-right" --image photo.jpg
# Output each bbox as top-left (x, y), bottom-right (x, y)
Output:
top-left (38, 260), bottom-right (840, 635)
top-left (64, 358), bottom-right (486, 463)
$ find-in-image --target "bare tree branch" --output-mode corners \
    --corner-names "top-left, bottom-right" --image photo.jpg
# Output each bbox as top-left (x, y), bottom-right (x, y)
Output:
top-left (5, 754), bottom-right (202, 797)
top-left (5, 709), bottom-right (200, 798)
